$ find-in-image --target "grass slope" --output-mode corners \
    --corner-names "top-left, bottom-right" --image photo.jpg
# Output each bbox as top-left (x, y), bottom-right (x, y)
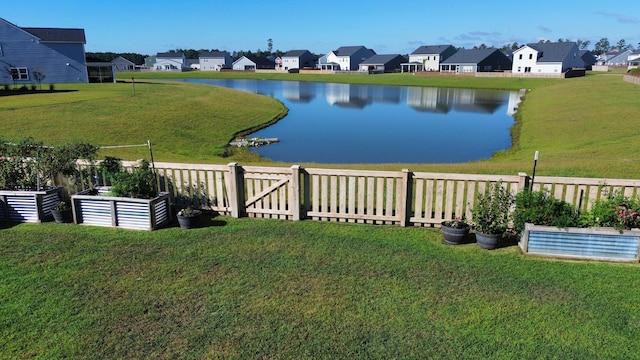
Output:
top-left (1, 82), bottom-right (286, 162)
top-left (1, 219), bottom-right (639, 359)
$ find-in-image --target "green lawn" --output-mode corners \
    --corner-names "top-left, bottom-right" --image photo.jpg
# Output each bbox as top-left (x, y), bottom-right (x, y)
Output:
top-left (3, 72), bottom-right (640, 358)
top-left (1, 218), bottom-right (639, 359)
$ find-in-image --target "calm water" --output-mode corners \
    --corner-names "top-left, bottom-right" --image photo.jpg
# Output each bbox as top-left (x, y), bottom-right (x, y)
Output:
top-left (183, 79), bottom-right (521, 164)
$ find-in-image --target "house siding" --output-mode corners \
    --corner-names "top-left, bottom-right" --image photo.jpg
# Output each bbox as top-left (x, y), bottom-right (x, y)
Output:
top-left (0, 19), bottom-right (88, 84)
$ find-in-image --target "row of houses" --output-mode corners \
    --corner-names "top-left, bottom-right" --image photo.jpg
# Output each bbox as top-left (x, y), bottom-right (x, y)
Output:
top-left (1, 16), bottom-right (638, 85)
top-left (142, 42), bottom-right (595, 76)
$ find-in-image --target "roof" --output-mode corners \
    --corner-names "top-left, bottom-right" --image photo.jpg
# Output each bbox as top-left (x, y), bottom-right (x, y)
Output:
top-left (240, 55), bottom-right (275, 67)
top-left (524, 42), bottom-right (578, 62)
top-left (199, 51), bottom-right (230, 58)
top-left (21, 27), bottom-right (86, 43)
top-left (112, 56), bottom-right (135, 65)
top-left (359, 54), bottom-right (406, 65)
top-left (441, 48), bottom-right (501, 64)
top-left (411, 45), bottom-right (455, 55)
top-left (283, 50), bottom-right (311, 57)
top-left (333, 46), bottom-right (372, 56)
top-left (157, 52), bottom-right (184, 58)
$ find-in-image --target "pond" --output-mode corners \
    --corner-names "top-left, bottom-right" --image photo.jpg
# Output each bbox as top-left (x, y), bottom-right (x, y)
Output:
top-left (182, 79), bottom-right (523, 164)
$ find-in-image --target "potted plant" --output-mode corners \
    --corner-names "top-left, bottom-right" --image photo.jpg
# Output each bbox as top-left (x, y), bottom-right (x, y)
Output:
top-left (440, 217), bottom-right (471, 245)
top-left (470, 181), bottom-right (514, 249)
top-left (71, 158), bottom-right (171, 230)
top-left (51, 200), bottom-right (73, 224)
top-left (176, 206), bottom-right (202, 229)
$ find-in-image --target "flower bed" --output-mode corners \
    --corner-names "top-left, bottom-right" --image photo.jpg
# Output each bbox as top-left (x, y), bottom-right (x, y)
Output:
top-left (0, 187), bottom-right (62, 223)
top-left (71, 187), bottom-right (171, 230)
top-left (519, 223), bottom-right (640, 262)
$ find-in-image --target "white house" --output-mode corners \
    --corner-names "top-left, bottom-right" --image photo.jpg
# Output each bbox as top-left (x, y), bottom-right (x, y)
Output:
top-left (358, 54), bottom-right (407, 73)
top-left (628, 50), bottom-right (640, 71)
top-left (153, 52), bottom-right (188, 71)
top-left (232, 55), bottom-right (275, 71)
top-left (199, 51), bottom-right (232, 71)
top-left (512, 42), bottom-right (583, 74)
top-left (280, 50), bottom-right (315, 71)
top-left (321, 46), bottom-right (376, 71)
top-left (111, 56), bottom-right (135, 71)
top-left (403, 45), bottom-right (457, 72)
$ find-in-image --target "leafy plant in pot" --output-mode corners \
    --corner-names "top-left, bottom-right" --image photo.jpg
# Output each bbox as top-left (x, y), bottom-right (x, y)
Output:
top-left (177, 206), bottom-right (202, 229)
top-left (440, 217), bottom-right (471, 245)
top-left (470, 181), bottom-right (514, 250)
top-left (51, 200), bottom-right (73, 224)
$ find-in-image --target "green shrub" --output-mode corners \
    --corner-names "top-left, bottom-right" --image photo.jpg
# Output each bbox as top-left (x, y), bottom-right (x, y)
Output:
top-left (0, 137), bottom-right (97, 190)
top-left (109, 159), bottom-right (157, 199)
top-left (471, 181), bottom-right (514, 234)
top-left (579, 189), bottom-right (640, 232)
top-left (513, 189), bottom-right (580, 234)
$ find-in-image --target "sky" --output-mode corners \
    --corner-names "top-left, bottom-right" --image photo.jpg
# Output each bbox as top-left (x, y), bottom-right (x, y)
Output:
top-left (2, 0), bottom-right (639, 56)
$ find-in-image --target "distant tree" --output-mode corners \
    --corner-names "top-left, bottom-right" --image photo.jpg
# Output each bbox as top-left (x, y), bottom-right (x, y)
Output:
top-left (594, 38), bottom-right (610, 55)
top-left (557, 38), bottom-right (566, 42)
top-left (576, 39), bottom-right (591, 50)
top-left (32, 69), bottom-right (45, 90)
top-left (473, 43), bottom-right (488, 49)
top-left (267, 38), bottom-right (273, 54)
top-left (616, 39), bottom-right (632, 52)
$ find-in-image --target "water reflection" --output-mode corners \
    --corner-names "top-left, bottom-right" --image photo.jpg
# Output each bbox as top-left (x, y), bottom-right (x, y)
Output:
top-left (182, 79), bottom-right (521, 163)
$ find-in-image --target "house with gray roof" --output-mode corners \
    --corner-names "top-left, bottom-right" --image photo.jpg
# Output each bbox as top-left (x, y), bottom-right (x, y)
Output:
top-left (320, 46), bottom-right (376, 71)
top-left (112, 56), bottom-right (135, 71)
top-left (279, 50), bottom-right (315, 71)
top-left (602, 50), bottom-right (632, 66)
top-left (358, 54), bottom-right (407, 73)
top-left (153, 52), bottom-right (188, 71)
top-left (512, 42), bottom-right (583, 74)
top-left (440, 48), bottom-right (511, 73)
top-left (0, 17), bottom-right (88, 84)
top-left (232, 55), bottom-right (276, 71)
top-left (403, 45), bottom-right (457, 72)
top-left (199, 51), bottom-right (232, 71)
top-left (580, 50), bottom-right (597, 70)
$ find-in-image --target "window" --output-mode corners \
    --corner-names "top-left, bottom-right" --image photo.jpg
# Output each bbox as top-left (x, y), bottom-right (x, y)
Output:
top-left (529, 54), bottom-right (533, 60)
top-left (10, 67), bottom-right (29, 81)
top-left (519, 54), bottom-right (523, 60)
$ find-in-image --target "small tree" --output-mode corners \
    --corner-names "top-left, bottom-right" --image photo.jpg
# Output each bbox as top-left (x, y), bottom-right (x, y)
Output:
top-left (32, 69), bottom-right (46, 90)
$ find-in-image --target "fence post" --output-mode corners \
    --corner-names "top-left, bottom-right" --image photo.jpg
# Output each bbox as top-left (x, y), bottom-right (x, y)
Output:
top-left (227, 162), bottom-right (245, 218)
top-left (398, 169), bottom-right (413, 227)
top-left (518, 172), bottom-right (529, 192)
top-left (290, 165), bottom-right (301, 221)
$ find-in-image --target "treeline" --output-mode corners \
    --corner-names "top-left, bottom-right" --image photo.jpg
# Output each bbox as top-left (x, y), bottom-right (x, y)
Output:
top-left (86, 52), bottom-right (148, 65)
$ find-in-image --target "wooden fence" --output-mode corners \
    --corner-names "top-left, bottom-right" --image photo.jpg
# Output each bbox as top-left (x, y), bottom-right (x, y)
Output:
top-left (66, 161), bottom-right (640, 227)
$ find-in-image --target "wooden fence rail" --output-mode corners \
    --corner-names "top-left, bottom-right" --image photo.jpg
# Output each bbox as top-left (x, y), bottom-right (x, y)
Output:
top-left (63, 161), bottom-right (640, 228)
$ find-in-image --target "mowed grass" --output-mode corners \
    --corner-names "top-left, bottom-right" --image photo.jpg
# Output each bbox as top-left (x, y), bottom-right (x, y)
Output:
top-left (1, 218), bottom-right (639, 359)
top-left (1, 81), bottom-right (286, 162)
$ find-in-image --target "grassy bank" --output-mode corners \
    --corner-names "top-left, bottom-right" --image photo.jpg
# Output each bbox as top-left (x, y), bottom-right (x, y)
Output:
top-left (0, 81), bottom-right (286, 163)
top-left (1, 218), bottom-right (639, 359)
top-left (1, 71), bottom-right (639, 178)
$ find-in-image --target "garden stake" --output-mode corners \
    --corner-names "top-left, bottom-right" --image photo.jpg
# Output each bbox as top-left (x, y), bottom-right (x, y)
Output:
top-left (530, 151), bottom-right (539, 192)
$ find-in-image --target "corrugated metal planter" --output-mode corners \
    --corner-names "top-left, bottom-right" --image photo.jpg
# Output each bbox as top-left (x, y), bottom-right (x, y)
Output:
top-left (71, 187), bottom-right (171, 231)
top-left (519, 223), bottom-right (640, 262)
top-left (0, 188), bottom-right (62, 223)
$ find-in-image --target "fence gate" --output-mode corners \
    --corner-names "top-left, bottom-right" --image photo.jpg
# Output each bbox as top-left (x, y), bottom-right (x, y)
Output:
top-left (240, 166), bottom-right (301, 220)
